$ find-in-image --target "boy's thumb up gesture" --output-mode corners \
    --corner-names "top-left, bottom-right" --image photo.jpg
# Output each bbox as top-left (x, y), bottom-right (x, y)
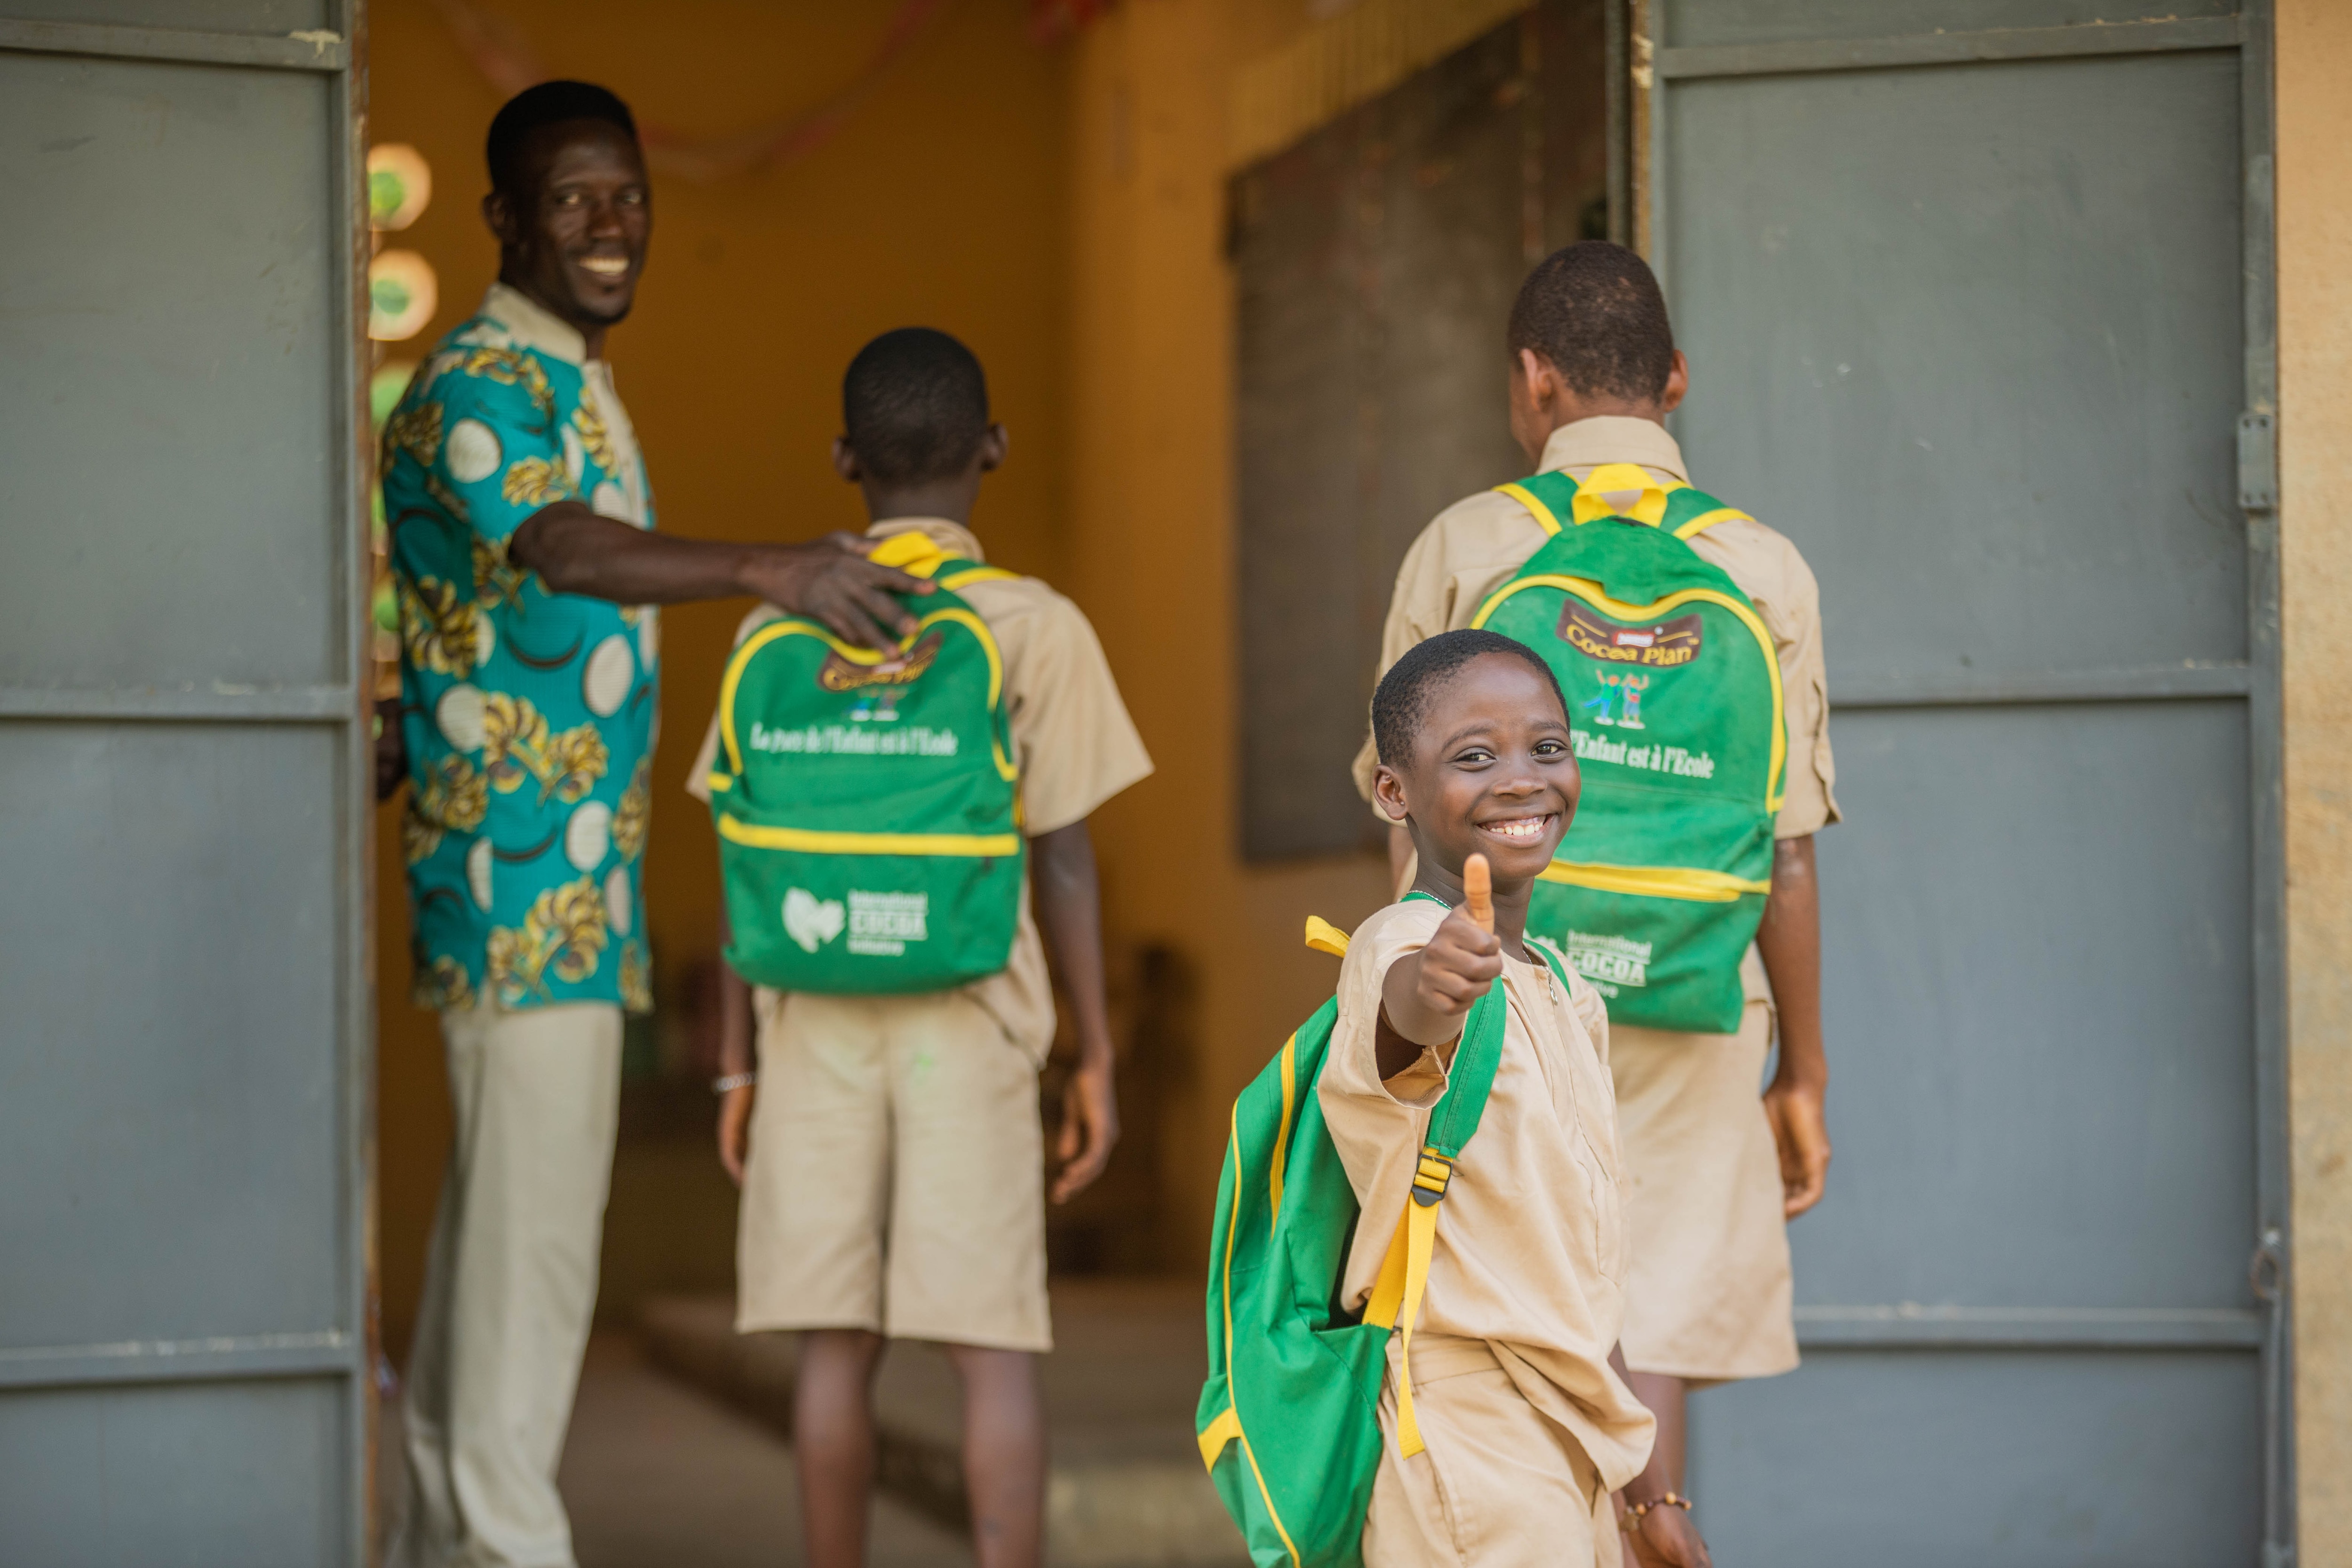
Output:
top-left (1381, 856), bottom-right (1503, 1065)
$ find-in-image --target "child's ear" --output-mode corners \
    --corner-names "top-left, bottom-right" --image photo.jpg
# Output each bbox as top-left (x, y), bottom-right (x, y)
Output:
top-left (977, 423), bottom-right (1009, 473)
top-left (831, 437), bottom-right (862, 483)
top-left (1372, 764), bottom-right (1410, 823)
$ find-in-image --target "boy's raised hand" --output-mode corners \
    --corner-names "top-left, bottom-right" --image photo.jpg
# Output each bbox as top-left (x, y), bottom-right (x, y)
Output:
top-left (1380, 856), bottom-right (1503, 1067)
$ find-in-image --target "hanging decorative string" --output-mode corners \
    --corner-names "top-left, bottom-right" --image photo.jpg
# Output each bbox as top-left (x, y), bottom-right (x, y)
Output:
top-left (424, 0), bottom-right (958, 183)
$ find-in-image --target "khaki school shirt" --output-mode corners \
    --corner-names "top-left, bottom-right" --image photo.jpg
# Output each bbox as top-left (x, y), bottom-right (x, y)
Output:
top-left (1351, 416), bottom-right (1839, 840)
top-left (1319, 898), bottom-right (1656, 1490)
top-left (687, 517), bottom-right (1153, 1062)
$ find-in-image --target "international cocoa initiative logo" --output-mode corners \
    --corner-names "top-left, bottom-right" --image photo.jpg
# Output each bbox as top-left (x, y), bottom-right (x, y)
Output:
top-left (1557, 603), bottom-right (1703, 668)
top-left (781, 886), bottom-right (933, 958)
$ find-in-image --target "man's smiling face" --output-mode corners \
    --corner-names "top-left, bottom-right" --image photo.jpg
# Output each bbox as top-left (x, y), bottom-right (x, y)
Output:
top-left (491, 119), bottom-right (650, 334)
top-left (1388, 651), bottom-right (1579, 885)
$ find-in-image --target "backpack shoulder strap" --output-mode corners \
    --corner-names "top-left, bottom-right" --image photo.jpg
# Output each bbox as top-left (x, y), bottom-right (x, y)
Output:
top-left (1359, 890), bottom-right (1516, 1457)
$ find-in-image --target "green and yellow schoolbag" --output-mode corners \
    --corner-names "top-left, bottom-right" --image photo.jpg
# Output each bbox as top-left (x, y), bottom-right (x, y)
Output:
top-left (1471, 463), bottom-right (1784, 1035)
top-left (1196, 902), bottom-right (1570, 1568)
top-left (707, 532), bottom-right (1025, 995)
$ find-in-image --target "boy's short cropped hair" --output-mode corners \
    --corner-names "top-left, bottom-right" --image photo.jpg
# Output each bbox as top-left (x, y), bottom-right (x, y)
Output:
top-left (1372, 629), bottom-right (1566, 765)
top-left (1507, 241), bottom-right (1677, 403)
top-left (487, 80), bottom-right (638, 194)
top-left (842, 327), bottom-right (992, 486)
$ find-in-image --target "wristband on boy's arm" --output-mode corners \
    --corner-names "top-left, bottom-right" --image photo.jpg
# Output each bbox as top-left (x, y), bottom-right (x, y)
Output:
top-left (712, 1072), bottom-right (758, 1094)
top-left (1620, 1492), bottom-right (1693, 1531)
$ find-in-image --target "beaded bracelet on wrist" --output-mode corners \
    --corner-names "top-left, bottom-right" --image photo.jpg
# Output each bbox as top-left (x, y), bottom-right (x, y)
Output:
top-left (1621, 1492), bottom-right (1693, 1530)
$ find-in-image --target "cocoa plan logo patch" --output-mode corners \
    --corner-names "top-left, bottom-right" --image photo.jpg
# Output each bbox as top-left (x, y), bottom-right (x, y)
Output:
top-left (1557, 603), bottom-right (1703, 668)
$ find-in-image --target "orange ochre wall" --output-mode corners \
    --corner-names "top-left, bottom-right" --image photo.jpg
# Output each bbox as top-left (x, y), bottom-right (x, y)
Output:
top-left (371, 0), bottom-right (1385, 1354)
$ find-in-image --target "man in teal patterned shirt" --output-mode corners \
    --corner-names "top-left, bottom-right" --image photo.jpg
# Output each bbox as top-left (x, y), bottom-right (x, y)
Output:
top-left (381, 82), bottom-right (931, 1568)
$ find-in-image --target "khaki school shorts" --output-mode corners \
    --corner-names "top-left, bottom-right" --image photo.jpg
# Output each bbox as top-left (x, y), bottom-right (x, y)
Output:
top-left (735, 987), bottom-right (1051, 1352)
top-left (1610, 999), bottom-right (1799, 1383)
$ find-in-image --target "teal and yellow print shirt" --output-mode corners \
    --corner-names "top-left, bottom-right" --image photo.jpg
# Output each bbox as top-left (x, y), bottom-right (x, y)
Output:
top-left (384, 283), bottom-right (658, 1014)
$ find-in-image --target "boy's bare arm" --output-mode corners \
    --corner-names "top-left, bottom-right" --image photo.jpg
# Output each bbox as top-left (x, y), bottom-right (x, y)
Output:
top-left (1374, 907), bottom-right (1502, 1079)
top-left (714, 898), bottom-right (758, 1186)
top-left (1032, 819), bottom-right (1120, 1202)
top-left (1756, 835), bottom-right (1832, 1217)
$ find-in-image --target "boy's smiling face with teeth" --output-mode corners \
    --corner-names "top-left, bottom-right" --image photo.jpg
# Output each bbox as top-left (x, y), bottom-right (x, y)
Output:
top-left (1375, 650), bottom-right (1579, 896)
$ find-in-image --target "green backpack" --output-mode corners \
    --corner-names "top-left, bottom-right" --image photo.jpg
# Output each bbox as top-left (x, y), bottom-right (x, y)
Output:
top-left (1196, 899), bottom-right (1570, 1568)
top-left (1471, 463), bottom-right (1785, 1035)
top-left (707, 533), bottom-right (1026, 995)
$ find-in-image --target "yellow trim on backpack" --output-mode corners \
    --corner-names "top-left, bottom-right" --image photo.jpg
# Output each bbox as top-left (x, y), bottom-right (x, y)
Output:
top-left (1494, 481), bottom-right (1565, 536)
top-left (1539, 860), bottom-right (1771, 902)
top-left (1210, 1107), bottom-right (1305, 1568)
top-left (705, 772), bottom-right (733, 793)
top-left (1303, 916), bottom-right (1351, 957)
top-left (940, 566), bottom-right (1018, 591)
top-left (1196, 1404), bottom-right (1244, 1470)
top-left (1470, 574), bottom-right (1787, 813)
top-left (715, 815), bottom-right (1020, 858)
top-left (1675, 506), bottom-right (1754, 540)
top-left (1270, 1035), bottom-right (1297, 1236)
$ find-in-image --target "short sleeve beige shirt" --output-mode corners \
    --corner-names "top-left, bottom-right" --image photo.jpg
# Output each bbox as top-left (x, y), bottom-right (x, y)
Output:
top-left (1318, 899), bottom-right (1655, 1490)
top-left (1352, 416), bottom-right (1839, 840)
top-left (687, 517), bottom-right (1153, 1061)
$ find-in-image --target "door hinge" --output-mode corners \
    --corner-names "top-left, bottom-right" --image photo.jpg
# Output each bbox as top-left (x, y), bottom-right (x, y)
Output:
top-left (2240, 412), bottom-right (2279, 512)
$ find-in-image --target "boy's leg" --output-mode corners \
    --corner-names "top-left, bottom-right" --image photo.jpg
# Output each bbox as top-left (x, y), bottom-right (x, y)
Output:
top-left (945, 1345), bottom-right (1047, 1568)
top-left (795, 1328), bottom-right (889, 1568)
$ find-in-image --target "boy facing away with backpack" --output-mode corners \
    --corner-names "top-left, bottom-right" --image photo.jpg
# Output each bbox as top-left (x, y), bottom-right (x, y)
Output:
top-left (1355, 245), bottom-right (1839, 1520)
top-left (686, 328), bottom-right (1151, 1568)
top-left (1339, 629), bottom-right (1706, 1568)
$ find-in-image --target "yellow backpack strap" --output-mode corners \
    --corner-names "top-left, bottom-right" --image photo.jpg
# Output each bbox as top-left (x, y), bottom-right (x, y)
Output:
top-left (1303, 916), bottom-right (1351, 956)
top-left (1360, 1147), bottom-right (1453, 1456)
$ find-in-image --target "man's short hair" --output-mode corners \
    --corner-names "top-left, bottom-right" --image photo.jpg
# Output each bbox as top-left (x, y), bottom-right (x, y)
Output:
top-left (1373, 629), bottom-right (1567, 765)
top-left (487, 81), bottom-right (638, 195)
top-left (1506, 241), bottom-right (1677, 403)
top-left (842, 328), bottom-right (991, 486)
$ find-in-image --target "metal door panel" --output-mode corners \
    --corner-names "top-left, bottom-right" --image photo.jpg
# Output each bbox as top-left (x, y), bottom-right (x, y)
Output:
top-left (1669, 48), bottom-right (2246, 681)
top-left (0, 724), bottom-right (342, 1345)
top-left (0, 2), bottom-right (366, 1556)
top-left (1649, 2), bottom-right (2280, 1557)
top-left (1691, 1350), bottom-right (2262, 1567)
top-left (0, 50), bottom-right (339, 688)
top-left (1664, 0), bottom-right (2236, 49)
top-left (0, 1379), bottom-right (343, 1567)
top-left (2, 0), bottom-right (328, 31)
top-left (1806, 702), bottom-right (2253, 1307)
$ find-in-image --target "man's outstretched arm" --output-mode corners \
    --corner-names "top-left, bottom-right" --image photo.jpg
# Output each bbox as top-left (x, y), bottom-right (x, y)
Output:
top-left (1756, 834), bottom-right (1831, 1217)
top-left (509, 502), bottom-right (931, 650)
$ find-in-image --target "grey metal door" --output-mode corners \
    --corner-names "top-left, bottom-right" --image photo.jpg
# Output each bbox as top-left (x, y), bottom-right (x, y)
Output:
top-left (1645, 4), bottom-right (2284, 1563)
top-left (0, 5), bottom-right (370, 1563)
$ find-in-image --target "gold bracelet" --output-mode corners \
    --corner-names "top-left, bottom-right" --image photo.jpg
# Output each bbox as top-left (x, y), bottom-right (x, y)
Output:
top-left (1621, 1492), bottom-right (1693, 1531)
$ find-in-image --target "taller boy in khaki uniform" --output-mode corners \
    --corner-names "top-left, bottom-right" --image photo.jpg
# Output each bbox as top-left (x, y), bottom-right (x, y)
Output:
top-left (1352, 243), bottom-right (1838, 1508)
top-left (688, 329), bottom-right (1150, 1568)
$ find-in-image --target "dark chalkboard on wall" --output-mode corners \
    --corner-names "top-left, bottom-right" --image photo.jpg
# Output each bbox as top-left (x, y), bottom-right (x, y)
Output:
top-left (1232, 0), bottom-right (1612, 861)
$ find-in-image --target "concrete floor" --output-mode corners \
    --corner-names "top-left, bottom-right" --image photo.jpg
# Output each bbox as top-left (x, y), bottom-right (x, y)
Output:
top-left (381, 1334), bottom-right (971, 1568)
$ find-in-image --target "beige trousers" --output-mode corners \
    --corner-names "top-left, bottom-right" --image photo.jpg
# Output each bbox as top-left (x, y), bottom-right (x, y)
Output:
top-left (1363, 1335), bottom-right (1616, 1568)
top-left (390, 1000), bottom-right (622, 1568)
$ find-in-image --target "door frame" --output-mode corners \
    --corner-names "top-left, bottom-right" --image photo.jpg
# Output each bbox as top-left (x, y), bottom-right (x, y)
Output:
top-left (1631, 4), bottom-right (2289, 1558)
top-left (0, 7), bottom-right (375, 1558)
